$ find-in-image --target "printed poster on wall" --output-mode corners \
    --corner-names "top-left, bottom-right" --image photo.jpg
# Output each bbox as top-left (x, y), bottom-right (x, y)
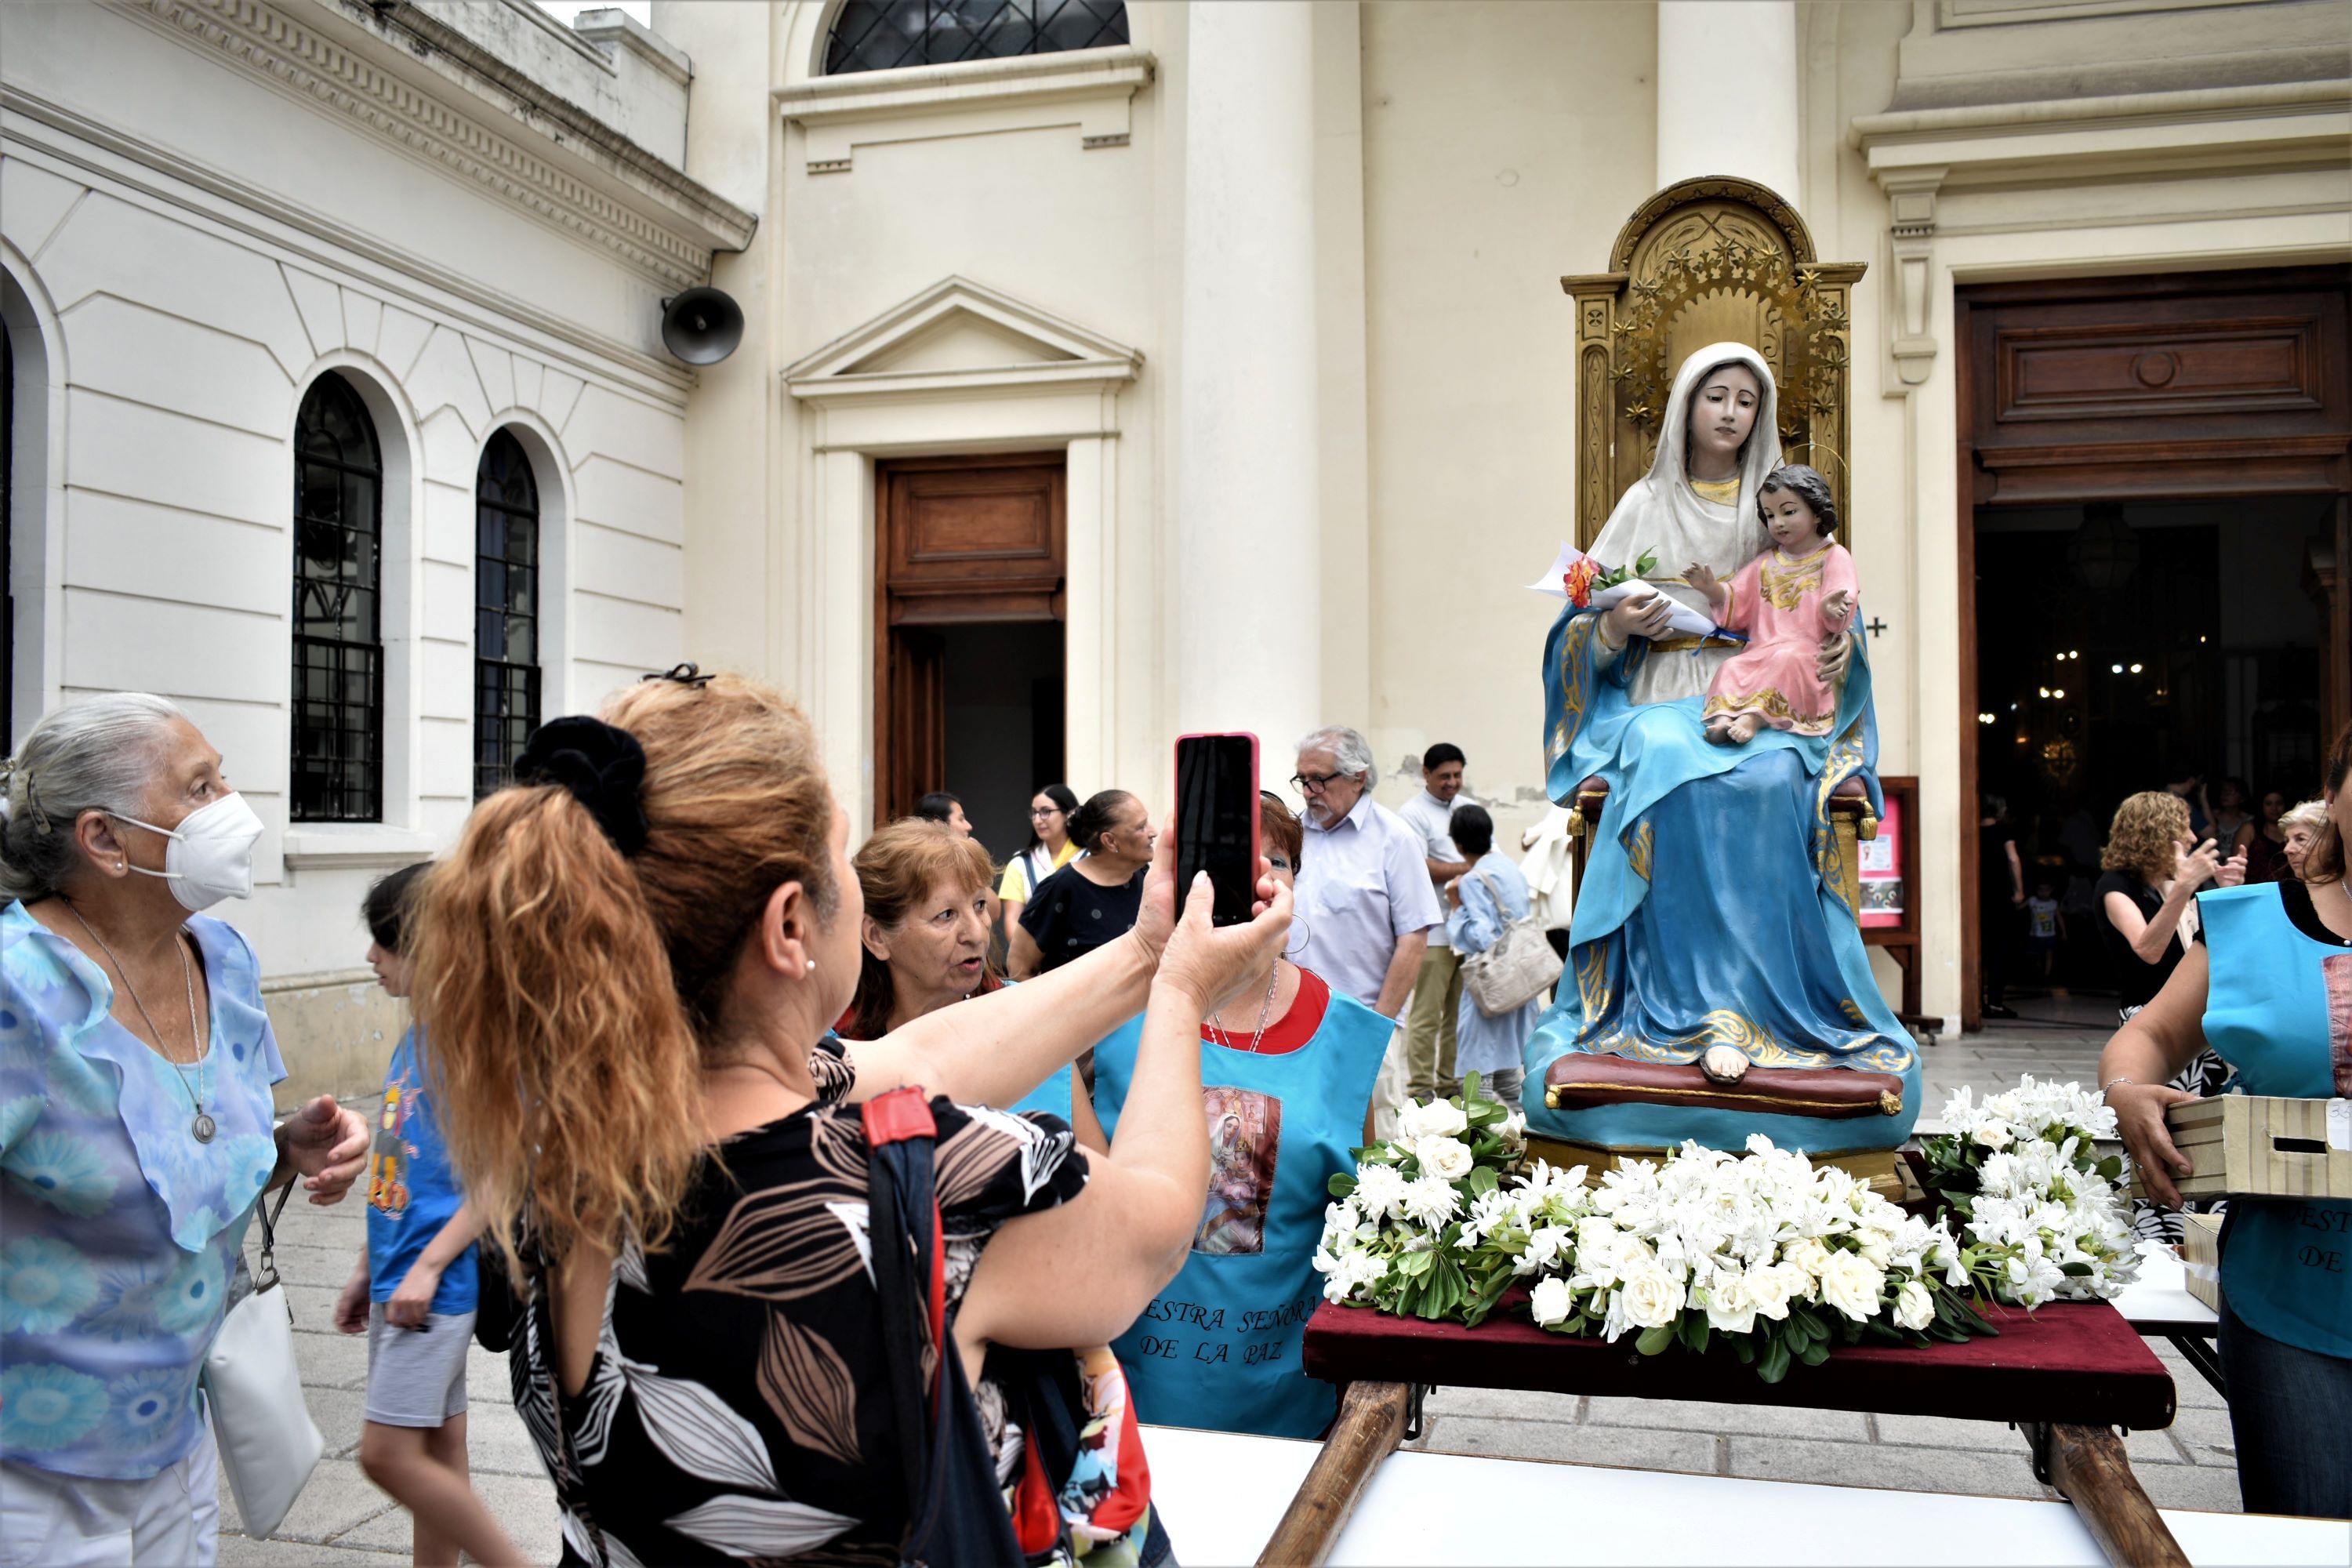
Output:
top-left (1859, 791), bottom-right (1904, 929)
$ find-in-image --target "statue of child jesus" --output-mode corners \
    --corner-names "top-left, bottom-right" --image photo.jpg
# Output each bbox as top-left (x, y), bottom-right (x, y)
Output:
top-left (1686, 464), bottom-right (1857, 746)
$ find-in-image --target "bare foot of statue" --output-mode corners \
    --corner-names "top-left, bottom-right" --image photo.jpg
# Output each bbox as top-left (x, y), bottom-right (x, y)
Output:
top-left (1726, 713), bottom-right (1764, 745)
top-left (1704, 718), bottom-right (1733, 746)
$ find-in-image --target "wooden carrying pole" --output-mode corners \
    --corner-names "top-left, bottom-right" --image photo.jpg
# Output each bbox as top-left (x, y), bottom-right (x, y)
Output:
top-left (1256, 1381), bottom-right (1410, 1567)
top-left (2024, 1422), bottom-right (2190, 1568)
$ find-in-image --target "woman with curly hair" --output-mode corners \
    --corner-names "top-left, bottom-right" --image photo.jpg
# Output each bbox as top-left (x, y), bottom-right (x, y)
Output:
top-left (2096, 791), bottom-right (2241, 1025)
top-left (2095, 789), bottom-right (2240, 1243)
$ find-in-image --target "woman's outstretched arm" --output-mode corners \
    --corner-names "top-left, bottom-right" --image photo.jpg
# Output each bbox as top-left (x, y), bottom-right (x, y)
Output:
top-left (956, 874), bottom-right (1289, 1356)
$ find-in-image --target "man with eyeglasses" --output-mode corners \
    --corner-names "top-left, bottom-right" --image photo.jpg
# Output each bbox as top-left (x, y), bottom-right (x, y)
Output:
top-left (1288, 726), bottom-right (1441, 1040)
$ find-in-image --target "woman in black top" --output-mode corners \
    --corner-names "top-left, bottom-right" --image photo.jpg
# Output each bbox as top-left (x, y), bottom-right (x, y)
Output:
top-left (2093, 789), bottom-right (2238, 1243)
top-left (409, 677), bottom-right (1287, 1564)
top-left (1010, 790), bottom-right (1156, 978)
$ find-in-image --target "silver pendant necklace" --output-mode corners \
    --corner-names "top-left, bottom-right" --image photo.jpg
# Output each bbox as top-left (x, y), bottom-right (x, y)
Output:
top-left (1207, 964), bottom-right (1283, 1055)
top-left (64, 902), bottom-right (212, 1142)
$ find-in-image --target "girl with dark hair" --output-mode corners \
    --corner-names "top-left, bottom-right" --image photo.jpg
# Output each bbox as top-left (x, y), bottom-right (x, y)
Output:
top-left (1685, 463), bottom-right (1857, 747)
top-left (999, 782), bottom-right (1080, 943)
top-left (1009, 789), bottom-right (1157, 979)
top-left (2103, 720), bottom-right (2352, 1519)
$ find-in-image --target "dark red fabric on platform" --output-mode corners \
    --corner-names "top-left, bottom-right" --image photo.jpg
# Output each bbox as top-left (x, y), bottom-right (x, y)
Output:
top-left (1303, 1298), bottom-right (2176, 1430)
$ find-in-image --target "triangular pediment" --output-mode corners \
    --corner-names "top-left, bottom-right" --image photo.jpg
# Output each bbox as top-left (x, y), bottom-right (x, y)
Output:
top-left (784, 277), bottom-right (1141, 397)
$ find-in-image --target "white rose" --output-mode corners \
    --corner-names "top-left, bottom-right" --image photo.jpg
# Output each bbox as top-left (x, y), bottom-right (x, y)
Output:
top-left (1701, 1272), bottom-right (1756, 1336)
top-left (1400, 1098), bottom-right (1468, 1140)
top-left (1617, 1264), bottom-right (1683, 1330)
top-left (1893, 1279), bottom-right (1935, 1332)
top-left (1784, 1237), bottom-right (1831, 1279)
top-left (1415, 1136), bottom-right (1475, 1181)
top-left (1973, 1123), bottom-right (2013, 1151)
top-left (1529, 1276), bottom-right (1575, 1327)
top-left (1819, 1250), bottom-right (1886, 1323)
top-left (1743, 1263), bottom-right (1795, 1320)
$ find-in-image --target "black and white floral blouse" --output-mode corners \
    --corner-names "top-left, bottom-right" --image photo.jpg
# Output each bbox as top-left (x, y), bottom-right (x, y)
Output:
top-left (514, 1035), bottom-right (1086, 1566)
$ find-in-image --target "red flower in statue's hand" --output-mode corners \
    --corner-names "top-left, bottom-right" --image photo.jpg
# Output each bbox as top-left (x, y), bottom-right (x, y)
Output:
top-left (1563, 557), bottom-right (1600, 608)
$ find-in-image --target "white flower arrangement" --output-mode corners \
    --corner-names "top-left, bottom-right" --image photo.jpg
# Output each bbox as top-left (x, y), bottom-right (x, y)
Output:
top-left (1313, 1073), bottom-right (2143, 1381)
top-left (1916, 1076), bottom-right (2141, 1308)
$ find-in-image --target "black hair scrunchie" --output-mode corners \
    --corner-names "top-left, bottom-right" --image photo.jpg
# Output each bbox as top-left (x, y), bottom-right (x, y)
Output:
top-left (513, 716), bottom-right (650, 858)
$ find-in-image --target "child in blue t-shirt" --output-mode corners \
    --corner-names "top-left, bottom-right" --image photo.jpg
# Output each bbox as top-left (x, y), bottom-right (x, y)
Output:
top-left (332, 864), bottom-right (519, 1567)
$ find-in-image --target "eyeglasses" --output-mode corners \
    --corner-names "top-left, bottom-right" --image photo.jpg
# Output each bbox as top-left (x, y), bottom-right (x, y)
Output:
top-left (1029, 807), bottom-right (1064, 819)
top-left (1290, 770), bottom-right (1347, 795)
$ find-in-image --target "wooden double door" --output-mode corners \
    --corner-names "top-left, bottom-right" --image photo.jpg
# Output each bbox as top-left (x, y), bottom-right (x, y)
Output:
top-left (874, 453), bottom-right (1067, 844)
top-left (1955, 264), bottom-right (2352, 1029)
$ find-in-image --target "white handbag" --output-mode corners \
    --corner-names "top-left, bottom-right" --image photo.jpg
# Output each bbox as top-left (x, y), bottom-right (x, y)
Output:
top-left (202, 1185), bottom-right (324, 1540)
top-left (1457, 869), bottom-right (1566, 1018)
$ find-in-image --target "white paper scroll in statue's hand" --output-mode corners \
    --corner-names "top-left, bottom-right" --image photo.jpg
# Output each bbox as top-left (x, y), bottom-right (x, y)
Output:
top-left (1526, 540), bottom-right (1723, 641)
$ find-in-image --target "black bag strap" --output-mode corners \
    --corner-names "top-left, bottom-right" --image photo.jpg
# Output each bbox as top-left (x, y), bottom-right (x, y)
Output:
top-left (862, 1088), bottom-right (1023, 1568)
top-left (252, 1179), bottom-right (295, 1292)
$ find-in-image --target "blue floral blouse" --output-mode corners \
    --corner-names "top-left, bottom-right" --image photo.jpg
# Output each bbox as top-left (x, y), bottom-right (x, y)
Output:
top-left (0, 901), bottom-right (285, 1480)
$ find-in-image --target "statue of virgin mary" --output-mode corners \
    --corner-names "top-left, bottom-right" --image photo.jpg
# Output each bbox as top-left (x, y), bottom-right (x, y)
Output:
top-left (1527, 343), bottom-right (1918, 1156)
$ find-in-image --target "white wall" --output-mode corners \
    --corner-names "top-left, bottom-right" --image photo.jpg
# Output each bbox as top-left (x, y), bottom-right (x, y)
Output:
top-left (2, 0), bottom-right (699, 978)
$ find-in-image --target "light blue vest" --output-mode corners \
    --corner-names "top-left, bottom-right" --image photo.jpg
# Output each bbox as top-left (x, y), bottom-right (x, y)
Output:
top-left (1089, 979), bottom-right (1391, 1438)
top-left (1007, 1063), bottom-right (1074, 1122)
top-left (2197, 884), bottom-right (2352, 1360)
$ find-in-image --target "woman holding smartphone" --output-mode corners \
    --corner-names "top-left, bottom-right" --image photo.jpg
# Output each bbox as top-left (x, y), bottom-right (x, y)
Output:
top-left (1082, 794), bottom-right (1392, 1439)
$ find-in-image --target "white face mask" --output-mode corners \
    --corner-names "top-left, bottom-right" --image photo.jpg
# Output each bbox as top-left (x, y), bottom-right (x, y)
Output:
top-left (112, 793), bottom-right (264, 913)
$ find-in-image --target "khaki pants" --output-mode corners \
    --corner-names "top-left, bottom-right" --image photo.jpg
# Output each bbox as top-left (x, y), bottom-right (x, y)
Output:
top-left (1399, 946), bottom-right (1462, 1100)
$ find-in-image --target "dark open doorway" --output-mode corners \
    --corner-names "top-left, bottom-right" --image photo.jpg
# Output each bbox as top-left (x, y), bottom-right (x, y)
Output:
top-left (940, 621), bottom-right (1064, 856)
top-left (1955, 266), bottom-right (2352, 1029)
top-left (874, 453), bottom-right (1068, 840)
top-left (1973, 496), bottom-right (2335, 994)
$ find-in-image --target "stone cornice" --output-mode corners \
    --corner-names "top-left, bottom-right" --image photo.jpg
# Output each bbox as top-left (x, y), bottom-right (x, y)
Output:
top-left (117, 0), bottom-right (756, 289)
top-left (4, 93), bottom-right (695, 397)
top-left (775, 45), bottom-right (1154, 173)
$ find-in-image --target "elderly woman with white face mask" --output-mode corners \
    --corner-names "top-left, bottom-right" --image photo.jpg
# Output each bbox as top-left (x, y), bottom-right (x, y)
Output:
top-left (0, 694), bottom-right (369, 1567)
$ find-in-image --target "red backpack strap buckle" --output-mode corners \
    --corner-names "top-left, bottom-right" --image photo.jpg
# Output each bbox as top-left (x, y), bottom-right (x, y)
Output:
top-left (860, 1084), bottom-right (937, 1148)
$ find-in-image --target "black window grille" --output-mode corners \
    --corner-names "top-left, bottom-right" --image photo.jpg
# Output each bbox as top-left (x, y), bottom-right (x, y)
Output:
top-left (290, 374), bottom-right (383, 822)
top-left (825, 0), bottom-right (1126, 74)
top-left (474, 429), bottom-right (541, 798)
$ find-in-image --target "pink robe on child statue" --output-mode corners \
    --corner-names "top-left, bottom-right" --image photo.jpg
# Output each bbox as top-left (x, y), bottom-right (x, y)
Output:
top-left (1702, 543), bottom-right (1856, 738)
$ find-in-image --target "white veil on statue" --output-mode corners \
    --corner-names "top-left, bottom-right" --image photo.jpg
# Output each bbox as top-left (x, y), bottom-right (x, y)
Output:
top-left (1586, 340), bottom-right (1780, 704)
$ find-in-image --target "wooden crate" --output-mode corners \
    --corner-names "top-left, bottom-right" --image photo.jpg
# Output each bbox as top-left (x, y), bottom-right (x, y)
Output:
top-left (2179, 1212), bottom-right (2223, 1315)
top-left (2142, 1095), bottom-right (2352, 1202)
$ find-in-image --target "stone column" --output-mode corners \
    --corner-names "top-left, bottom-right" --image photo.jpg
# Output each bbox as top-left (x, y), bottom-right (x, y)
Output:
top-left (1656, 0), bottom-right (1801, 203)
top-left (1175, 0), bottom-right (1320, 775)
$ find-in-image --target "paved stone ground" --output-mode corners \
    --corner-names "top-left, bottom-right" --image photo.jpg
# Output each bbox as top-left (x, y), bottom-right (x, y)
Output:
top-left (224, 995), bottom-right (2238, 1566)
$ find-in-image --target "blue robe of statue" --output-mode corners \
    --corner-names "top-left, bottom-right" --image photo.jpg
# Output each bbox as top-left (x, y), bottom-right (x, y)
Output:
top-left (1522, 604), bottom-right (1919, 1153)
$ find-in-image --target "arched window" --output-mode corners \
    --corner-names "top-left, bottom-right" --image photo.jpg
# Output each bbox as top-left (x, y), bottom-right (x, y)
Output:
top-left (825, 0), bottom-right (1126, 74)
top-left (474, 429), bottom-right (540, 798)
top-left (291, 373), bottom-right (383, 822)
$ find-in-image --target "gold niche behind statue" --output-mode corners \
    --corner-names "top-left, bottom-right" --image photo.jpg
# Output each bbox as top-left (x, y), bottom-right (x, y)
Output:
top-left (1563, 176), bottom-right (1866, 549)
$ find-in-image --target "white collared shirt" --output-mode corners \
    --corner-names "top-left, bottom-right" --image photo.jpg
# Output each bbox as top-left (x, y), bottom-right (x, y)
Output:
top-left (1396, 787), bottom-right (1474, 951)
top-left (1293, 793), bottom-right (1445, 1007)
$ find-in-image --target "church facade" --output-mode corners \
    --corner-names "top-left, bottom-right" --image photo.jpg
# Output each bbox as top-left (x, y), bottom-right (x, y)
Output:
top-left (3, 0), bottom-right (2346, 1076)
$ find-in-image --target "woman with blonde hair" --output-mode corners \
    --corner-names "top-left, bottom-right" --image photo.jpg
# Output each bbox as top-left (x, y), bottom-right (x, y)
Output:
top-left (2281, 798), bottom-right (2329, 880)
top-left (410, 671), bottom-right (1286, 1563)
top-left (2094, 791), bottom-right (2240, 1025)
